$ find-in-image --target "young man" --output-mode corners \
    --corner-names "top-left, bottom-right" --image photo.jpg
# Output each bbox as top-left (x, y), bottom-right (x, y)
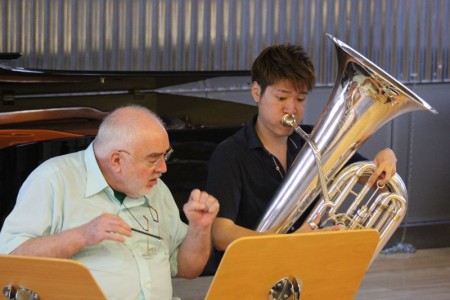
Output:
top-left (0, 105), bottom-right (220, 300)
top-left (203, 44), bottom-right (397, 275)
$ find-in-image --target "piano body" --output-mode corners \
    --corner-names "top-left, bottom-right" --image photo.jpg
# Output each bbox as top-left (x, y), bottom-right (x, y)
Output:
top-left (0, 58), bottom-right (256, 227)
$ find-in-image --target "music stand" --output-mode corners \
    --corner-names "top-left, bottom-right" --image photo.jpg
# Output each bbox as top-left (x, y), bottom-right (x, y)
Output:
top-left (205, 229), bottom-right (379, 300)
top-left (0, 255), bottom-right (106, 299)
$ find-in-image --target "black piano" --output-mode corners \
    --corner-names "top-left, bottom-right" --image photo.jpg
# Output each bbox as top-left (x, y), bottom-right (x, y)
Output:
top-left (0, 55), bottom-right (256, 227)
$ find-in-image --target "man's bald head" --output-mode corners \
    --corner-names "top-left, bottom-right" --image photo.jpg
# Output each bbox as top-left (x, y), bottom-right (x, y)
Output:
top-left (94, 105), bottom-right (166, 157)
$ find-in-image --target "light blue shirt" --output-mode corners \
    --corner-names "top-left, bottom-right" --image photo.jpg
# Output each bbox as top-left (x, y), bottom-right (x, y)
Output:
top-left (0, 143), bottom-right (188, 300)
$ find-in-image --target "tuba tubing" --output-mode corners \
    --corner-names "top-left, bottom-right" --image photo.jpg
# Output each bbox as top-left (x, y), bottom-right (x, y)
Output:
top-left (305, 161), bottom-right (408, 259)
top-left (255, 34), bottom-right (438, 236)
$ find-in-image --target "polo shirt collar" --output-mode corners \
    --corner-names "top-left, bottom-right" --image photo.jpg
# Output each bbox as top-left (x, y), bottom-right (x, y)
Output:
top-left (84, 142), bottom-right (109, 198)
top-left (246, 115), bottom-right (265, 149)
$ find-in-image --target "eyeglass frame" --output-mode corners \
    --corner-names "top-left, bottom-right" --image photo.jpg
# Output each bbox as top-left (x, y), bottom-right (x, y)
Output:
top-left (121, 202), bottom-right (162, 241)
top-left (118, 147), bottom-right (174, 167)
top-left (119, 201), bottom-right (163, 257)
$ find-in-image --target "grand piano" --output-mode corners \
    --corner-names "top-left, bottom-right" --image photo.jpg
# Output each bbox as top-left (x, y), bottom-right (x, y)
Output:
top-left (0, 53), bottom-right (256, 227)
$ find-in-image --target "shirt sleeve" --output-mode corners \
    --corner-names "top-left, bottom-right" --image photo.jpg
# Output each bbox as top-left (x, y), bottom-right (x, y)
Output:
top-left (0, 163), bottom-right (62, 254)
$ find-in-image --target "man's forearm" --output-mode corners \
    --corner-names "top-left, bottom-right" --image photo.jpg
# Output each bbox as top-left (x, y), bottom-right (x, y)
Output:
top-left (176, 225), bottom-right (212, 278)
top-left (11, 227), bottom-right (86, 258)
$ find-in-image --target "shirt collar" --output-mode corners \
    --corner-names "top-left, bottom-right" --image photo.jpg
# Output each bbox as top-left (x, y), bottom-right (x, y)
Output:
top-left (84, 142), bottom-right (110, 198)
top-left (84, 142), bottom-right (149, 207)
top-left (246, 115), bottom-right (265, 149)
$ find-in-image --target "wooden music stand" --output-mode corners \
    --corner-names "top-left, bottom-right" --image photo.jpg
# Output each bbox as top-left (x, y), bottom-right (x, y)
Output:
top-left (0, 255), bottom-right (106, 299)
top-left (205, 229), bottom-right (379, 300)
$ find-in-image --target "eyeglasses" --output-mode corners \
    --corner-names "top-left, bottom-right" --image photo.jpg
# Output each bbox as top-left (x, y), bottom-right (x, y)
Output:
top-left (118, 148), bottom-right (174, 167)
top-left (123, 203), bottom-right (161, 240)
top-left (121, 202), bottom-right (162, 256)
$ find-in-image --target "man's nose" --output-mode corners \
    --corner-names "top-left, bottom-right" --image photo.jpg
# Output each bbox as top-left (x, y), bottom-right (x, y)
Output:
top-left (284, 99), bottom-right (297, 114)
top-left (154, 158), bottom-right (168, 173)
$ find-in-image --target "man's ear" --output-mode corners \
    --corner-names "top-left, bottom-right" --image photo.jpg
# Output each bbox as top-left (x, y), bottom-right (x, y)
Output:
top-left (110, 151), bottom-right (122, 170)
top-left (251, 81), bottom-right (262, 103)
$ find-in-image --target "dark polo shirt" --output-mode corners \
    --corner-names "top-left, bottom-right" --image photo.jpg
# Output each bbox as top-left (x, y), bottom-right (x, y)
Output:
top-left (202, 115), bottom-right (365, 275)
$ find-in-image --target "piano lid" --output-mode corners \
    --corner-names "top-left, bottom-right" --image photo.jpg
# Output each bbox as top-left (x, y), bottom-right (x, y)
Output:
top-left (0, 62), bottom-right (251, 105)
top-left (0, 57), bottom-right (256, 149)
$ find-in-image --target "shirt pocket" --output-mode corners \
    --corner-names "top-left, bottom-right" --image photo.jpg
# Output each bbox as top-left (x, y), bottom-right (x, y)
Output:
top-left (72, 240), bottom-right (130, 272)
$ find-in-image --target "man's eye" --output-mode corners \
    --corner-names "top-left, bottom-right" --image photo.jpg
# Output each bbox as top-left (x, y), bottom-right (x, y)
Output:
top-left (146, 156), bottom-right (162, 165)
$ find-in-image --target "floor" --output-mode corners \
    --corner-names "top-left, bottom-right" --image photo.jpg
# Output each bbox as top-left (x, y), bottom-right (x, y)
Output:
top-left (172, 247), bottom-right (450, 300)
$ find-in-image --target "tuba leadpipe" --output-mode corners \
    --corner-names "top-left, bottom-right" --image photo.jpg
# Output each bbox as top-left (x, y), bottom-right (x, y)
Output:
top-left (255, 34), bottom-right (438, 238)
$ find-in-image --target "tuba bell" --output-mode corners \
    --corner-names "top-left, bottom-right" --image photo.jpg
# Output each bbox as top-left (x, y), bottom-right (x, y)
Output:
top-left (255, 34), bottom-right (438, 256)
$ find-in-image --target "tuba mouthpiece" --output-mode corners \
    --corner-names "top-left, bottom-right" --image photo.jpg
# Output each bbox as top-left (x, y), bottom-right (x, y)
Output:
top-left (281, 114), bottom-right (297, 128)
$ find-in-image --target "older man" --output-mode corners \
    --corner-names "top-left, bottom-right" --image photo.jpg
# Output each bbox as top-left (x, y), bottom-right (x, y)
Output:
top-left (0, 105), bottom-right (219, 300)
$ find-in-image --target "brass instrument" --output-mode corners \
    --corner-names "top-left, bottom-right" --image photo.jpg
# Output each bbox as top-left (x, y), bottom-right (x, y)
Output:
top-left (256, 34), bottom-right (438, 255)
top-left (305, 160), bottom-right (408, 257)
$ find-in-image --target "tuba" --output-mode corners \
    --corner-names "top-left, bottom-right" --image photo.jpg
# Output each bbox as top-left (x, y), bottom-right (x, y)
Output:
top-left (255, 34), bottom-right (438, 255)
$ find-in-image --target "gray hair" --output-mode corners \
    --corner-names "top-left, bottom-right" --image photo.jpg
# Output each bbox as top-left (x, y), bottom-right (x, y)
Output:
top-left (94, 105), bottom-right (164, 153)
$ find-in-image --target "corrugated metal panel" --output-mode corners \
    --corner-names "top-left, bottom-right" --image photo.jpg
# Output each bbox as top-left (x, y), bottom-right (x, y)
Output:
top-left (0, 0), bottom-right (448, 84)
